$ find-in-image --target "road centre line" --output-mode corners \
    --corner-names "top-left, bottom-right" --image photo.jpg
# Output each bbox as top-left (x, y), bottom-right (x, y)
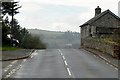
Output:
top-left (60, 52), bottom-right (63, 56)
top-left (58, 49), bottom-right (72, 78)
top-left (62, 56), bottom-right (66, 60)
top-left (64, 61), bottom-right (68, 66)
top-left (67, 68), bottom-right (72, 77)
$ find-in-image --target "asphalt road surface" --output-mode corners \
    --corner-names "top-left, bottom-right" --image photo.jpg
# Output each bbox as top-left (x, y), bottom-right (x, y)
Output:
top-left (10, 49), bottom-right (118, 78)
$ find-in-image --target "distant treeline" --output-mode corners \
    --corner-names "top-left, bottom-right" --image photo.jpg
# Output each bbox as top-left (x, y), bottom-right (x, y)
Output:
top-left (28, 29), bottom-right (81, 49)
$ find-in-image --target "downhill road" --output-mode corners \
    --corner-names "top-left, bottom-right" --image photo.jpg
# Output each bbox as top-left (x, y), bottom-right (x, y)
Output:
top-left (10, 49), bottom-right (118, 78)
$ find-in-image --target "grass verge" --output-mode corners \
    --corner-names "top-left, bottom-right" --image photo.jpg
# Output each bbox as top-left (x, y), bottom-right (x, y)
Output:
top-left (0, 54), bottom-right (2, 56)
top-left (0, 46), bottom-right (20, 51)
top-left (86, 38), bottom-right (118, 45)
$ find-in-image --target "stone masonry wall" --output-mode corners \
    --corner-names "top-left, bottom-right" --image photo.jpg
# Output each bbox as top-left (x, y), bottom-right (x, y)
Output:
top-left (82, 39), bottom-right (114, 56)
top-left (81, 25), bottom-right (91, 39)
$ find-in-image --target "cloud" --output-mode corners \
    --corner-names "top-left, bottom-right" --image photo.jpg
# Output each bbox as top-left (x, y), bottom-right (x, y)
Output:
top-left (14, 0), bottom-right (120, 32)
top-left (17, 0), bottom-right (119, 12)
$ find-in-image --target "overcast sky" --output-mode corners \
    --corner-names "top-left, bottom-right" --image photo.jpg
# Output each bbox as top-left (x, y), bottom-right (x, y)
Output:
top-left (14, 0), bottom-right (120, 32)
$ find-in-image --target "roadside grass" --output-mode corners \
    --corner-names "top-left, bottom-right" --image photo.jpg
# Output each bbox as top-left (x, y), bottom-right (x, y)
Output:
top-left (0, 46), bottom-right (20, 51)
top-left (0, 54), bottom-right (2, 56)
top-left (86, 38), bottom-right (118, 45)
top-left (98, 38), bottom-right (117, 44)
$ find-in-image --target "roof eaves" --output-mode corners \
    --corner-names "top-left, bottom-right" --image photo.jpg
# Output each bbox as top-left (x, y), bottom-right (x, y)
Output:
top-left (79, 23), bottom-right (89, 27)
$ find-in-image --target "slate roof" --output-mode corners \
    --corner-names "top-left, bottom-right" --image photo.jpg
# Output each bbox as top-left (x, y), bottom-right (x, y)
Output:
top-left (80, 9), bottom-right (120, 27)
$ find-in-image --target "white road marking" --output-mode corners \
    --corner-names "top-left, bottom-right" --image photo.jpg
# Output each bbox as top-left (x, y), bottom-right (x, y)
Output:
top-left (58, 49), bottom-right (61, 52)
top-left (106, 63), bottom-right (108, 64)
top-left (58, 49), bottom-right (72, 78)
top-left (64, 61), bottom-right (68, 66)
top-left (9, 65), bottom-right (12, 67)
top-left (115, 68), bottom-right (118, 71)
top-left (31, 50), bottom-right (38, 57)
top-left (11, 60), bottom-right (18, 65)
top-left (31, 56), bottom-right (33, 58)
top-left (4, 60), bottom-right (18, 72)
top-left (4, 69), bottom-right (8, 72)
top-left (110, 65), bottom-right (113, 67)
top-left (67, 68), bottom-right (72, 76)
top-left (23, 59), bottom-right (27, 62)
top-left (34, 50), bottom-right (37, 53)
top-left (5, 59), bottom-right (28, 78)
top-left (62, 56), bottom-right (65, 60)
top-left (58, 49), bottom-right (64, 56)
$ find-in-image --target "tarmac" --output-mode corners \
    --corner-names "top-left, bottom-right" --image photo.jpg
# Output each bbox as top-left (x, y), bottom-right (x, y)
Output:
top-left (83, 48), bottom-right (119, 69)
top-left (0, 48), bottom-right (119, 78)
top-left (1, 49), bottom-right (34, 78)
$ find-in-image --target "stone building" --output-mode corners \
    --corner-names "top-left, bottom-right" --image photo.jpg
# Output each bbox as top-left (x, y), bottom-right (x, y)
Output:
top-left (80, 6), bottom-right (120, 40)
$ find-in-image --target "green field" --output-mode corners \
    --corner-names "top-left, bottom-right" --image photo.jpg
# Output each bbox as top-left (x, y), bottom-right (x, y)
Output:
top-left (28, 29), bottom-right (64, 38)
top-left (0, 54), bottom-right (2, 56)
top-left (28, 29), bottom-right (81, 49)
top-left (0, 46), bottom-right (20, 51)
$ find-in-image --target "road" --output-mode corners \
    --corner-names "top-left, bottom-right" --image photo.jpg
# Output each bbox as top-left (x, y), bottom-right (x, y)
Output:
top-left (10, 49), bottom-right (118, 78)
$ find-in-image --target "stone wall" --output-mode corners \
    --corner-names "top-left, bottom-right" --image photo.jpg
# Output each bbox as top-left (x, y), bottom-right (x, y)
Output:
top-left (81, 25), bottom-right (91, 39)
top-left (82, 38), bottom-right (115, 56)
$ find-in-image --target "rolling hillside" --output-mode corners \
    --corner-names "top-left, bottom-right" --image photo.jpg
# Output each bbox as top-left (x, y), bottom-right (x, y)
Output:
top-left (28, 29), bottom-right (81, 49)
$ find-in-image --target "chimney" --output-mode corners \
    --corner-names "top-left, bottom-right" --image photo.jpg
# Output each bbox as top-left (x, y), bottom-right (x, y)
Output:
top-left (95, 6), bottom-right (101, 16)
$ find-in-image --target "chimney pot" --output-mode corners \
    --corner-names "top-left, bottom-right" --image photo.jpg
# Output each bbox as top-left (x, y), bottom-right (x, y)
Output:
top-left (95, 6), bottom-right (101, 16)
top-left (97, 6), bottom-right (99, 8)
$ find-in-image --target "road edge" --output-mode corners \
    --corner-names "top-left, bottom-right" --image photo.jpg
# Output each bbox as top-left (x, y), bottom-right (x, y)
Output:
top-left (82, 48), bottom-right (119, 69)
top-left (0, 49), bottom-right (35, 61)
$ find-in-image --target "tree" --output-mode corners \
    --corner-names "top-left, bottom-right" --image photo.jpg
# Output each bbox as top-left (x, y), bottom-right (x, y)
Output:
top-left (1, 2), bottom-right (46, 49)
top-left (2, 22), bottom-right (9, 45)
top-left (2, 2), bottom-right (21, 35)
top-left (10, 18), bottom-right (21, 41)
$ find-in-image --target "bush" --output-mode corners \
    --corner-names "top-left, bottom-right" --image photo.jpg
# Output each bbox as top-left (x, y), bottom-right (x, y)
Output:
top-left (21, 34), bottom-right (46, 49)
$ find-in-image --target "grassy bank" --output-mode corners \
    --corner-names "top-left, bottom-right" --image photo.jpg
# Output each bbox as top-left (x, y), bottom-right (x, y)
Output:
top-left (86, 38), bottom-right (118, 45)
top-left (0, 54), bottom-right (2, 56)
top-left (0, 46), bottom-right (20, 51)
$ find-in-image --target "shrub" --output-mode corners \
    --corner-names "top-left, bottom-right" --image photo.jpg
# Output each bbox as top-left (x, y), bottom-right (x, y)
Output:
top-left (21, 34), bottom-right (46, 49)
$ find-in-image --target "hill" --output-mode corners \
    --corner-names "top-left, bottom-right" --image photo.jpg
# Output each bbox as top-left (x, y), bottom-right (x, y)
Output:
top-left (28, 29), bottom-right (81, 49)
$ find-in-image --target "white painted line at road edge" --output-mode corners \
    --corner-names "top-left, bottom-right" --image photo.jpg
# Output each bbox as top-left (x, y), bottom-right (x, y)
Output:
top-left (4, 60), bottom-right (18, 72)
top-left (115, 68), bottom-right (118, 70)
top-left (5, 59), bottom-right (27, 78)
top-left (11, 60), bottom-right (18, 65)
